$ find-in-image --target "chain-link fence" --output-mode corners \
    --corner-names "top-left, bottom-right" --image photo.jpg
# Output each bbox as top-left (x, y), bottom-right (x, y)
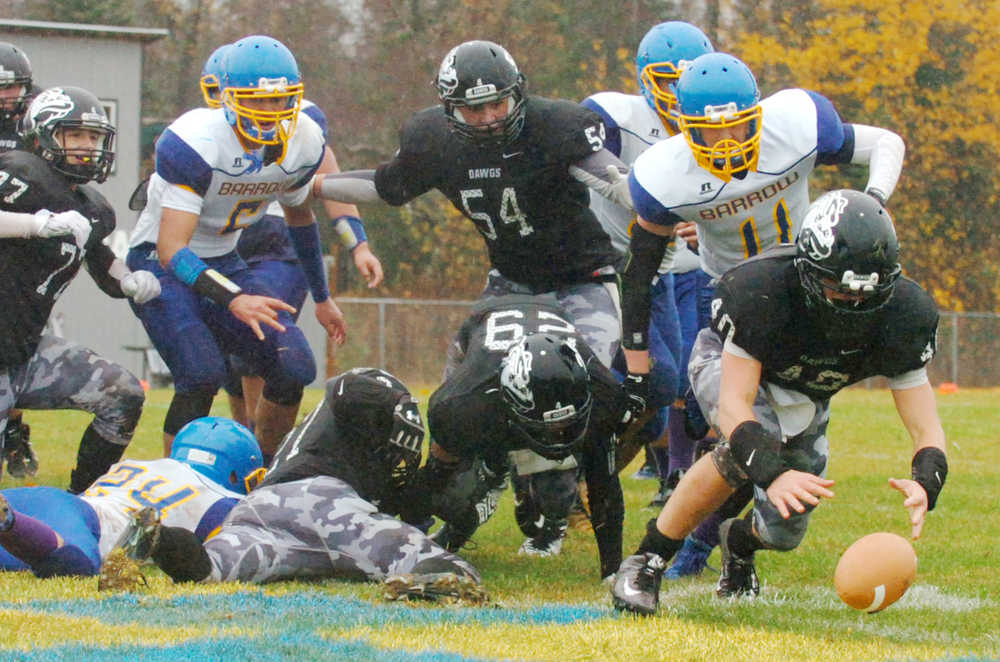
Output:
top-left (330, 299), bottom-right (1000, 388)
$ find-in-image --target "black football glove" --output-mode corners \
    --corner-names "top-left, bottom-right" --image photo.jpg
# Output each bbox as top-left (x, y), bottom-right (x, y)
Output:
top-left (619, 372), bottom-right (649, 433)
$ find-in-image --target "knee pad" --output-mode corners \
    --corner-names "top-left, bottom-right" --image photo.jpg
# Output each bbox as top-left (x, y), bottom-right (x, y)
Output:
top-left (164, 390), bottom-right (216, 435)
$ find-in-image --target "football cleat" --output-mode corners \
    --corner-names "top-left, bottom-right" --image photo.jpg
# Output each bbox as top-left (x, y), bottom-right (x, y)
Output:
top-left (3, 420), bottom-right (39, 478)
top-left (115, 506), bottom-right (162, 563)
top-left (430, 522), bottom-right (475, 553)
top-left (383, 572), bottom-right (488, 605)
top-left (97, 548), bottom-right (148, 592)
top-left (518, 518), bottom-right (567, 557)
top-left (611, 552), bottom-right (667, 615)
top-left (716, 518), bottom-right (759, 598)
top-left (665, 535), bottom-right (715, 580)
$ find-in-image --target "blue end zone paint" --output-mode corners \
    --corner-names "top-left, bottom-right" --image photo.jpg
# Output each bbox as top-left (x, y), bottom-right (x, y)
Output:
top-left (0, 591), bottom-right (610, 661)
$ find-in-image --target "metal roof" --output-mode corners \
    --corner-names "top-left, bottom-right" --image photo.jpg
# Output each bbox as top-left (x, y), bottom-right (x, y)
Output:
top-left (0, 18), bottom-right (168, 41)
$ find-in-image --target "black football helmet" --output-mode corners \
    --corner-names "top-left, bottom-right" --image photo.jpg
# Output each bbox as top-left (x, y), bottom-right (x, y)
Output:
top-left (435, 40), bottom-right (527, 147)
top-left (21, 86), bottom-right (116, 184)
top-left (500, 333), bottom-right (593, 460)
top-left (0, 41), bottom-right (32, 124)
top-left (795, 189), bottom-right (901, 331)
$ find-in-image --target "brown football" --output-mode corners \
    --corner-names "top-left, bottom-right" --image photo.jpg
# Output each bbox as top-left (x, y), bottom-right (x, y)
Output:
top-left (834, 532), bottom-right (917, 613)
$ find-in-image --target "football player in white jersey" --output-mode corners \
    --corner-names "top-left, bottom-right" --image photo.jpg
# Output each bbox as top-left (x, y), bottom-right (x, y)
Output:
top-left (582, 21), bottom-right (714, 522)
top-left (0, 417), bottom-right (264, 579)
top-left (191, 45), bottom-right (383, 432)
top-left (126, 35), bottom-right (347, 459)
top-left (617, 51), bottom-right (905, 575)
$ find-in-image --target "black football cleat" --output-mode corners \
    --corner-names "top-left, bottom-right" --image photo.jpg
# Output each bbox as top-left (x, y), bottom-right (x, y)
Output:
top-left (611, 552), bottom-right (667, 615)
top-left (716, 518), bottom-right (760, 598)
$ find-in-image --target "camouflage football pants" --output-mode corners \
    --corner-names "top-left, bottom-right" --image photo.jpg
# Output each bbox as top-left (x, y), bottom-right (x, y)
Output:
top-left (203, 475), bottom-right (481, 583)
top-left (0, 335), bottom-right (144, 474)
top-left (688, 328), bottom-right (831, 551)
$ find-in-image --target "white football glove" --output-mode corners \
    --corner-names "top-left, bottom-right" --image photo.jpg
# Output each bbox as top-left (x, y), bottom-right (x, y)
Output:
top-left (120, 270), bottom-right (161, 304)
top-left (606, 164), bottom-right (633, 209)
top-left (34, 209), bottom-right (92, 249)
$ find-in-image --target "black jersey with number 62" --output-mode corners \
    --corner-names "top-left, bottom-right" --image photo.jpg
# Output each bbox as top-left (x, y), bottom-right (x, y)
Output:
top-left (374, 96), bottom-right (617, 289)
top-left (0, 150), bottom-right (118, 369)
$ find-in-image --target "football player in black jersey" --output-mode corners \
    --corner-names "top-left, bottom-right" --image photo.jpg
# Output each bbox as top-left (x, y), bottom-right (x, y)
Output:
top-left (398, 294), bottom-right (625, 580)
top-left (113, 368), bottom-right (486, 604)
top-left (0, 41), bottom-right (45, 477)
top-left (310, 40), bottom-right (635, 558)
top-left (0, 86), bottom-right (161, 493)
top-left (0, 41), bottom-right (37, 153)
top-left (611, 190), bottom-right (948, 614)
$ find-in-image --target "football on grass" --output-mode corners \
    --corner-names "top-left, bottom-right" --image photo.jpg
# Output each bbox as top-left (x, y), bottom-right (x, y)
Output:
top-left (834, 532), bottom-right (917, 613)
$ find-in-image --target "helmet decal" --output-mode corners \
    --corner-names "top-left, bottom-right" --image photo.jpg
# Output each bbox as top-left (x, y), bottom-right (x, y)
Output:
top-left (27, 88), bottom-right (76, 127)
top-left (500, 337), bottom-right (534, 412)
top-left (437, 48), bottom-right (460, 97)
top-left (799, 190), bottom-right (850, 261)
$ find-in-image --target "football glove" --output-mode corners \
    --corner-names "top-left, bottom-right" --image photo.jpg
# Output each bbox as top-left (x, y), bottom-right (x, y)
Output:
top-left (34, 209), bottom-right (92, 249)
top-left (121, 270), bottom-right (161, 304)
top-left (619, 372), bottom-right (649, 433)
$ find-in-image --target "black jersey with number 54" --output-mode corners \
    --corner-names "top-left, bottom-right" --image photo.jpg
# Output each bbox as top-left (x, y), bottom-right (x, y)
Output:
top-left (709, 248), bottom-right (939, 401)
top-left (374, 97), bottom-right (617, 289)
top-left (0, 150), bottom-right (119, 369)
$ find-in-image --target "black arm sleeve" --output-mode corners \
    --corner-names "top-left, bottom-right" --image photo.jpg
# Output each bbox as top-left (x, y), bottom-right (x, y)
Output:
top-left (620, 223), bottom-right (671, 350)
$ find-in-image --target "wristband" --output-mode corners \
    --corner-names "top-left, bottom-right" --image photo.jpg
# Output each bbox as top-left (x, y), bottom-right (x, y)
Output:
top-left (287, 222), bottom-right (331, 302)
top-left (332, 215), bottom-right (368, 251)
top-left (169, 247), bottom-right (243, 307)
top-left (729, 420), bottom-right (788, 488)
top-left (193, 269), bottom-right (243, 308)
top-left (167, 246), bottom-right (208, 286)
top-left (911, 446), bottom-right (947, 511)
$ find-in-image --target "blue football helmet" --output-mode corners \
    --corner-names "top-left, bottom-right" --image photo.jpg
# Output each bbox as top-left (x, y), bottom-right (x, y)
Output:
top-left (635, 22), bottom-right (714, 134)
top-left (200, 44), bottom-right (230, 109)
top-left (170, 417), bottom-right (265, 495)
top-left (676, 52), bottom-right (761, 181)
top-left (221, 35), bottom-right (303, 152)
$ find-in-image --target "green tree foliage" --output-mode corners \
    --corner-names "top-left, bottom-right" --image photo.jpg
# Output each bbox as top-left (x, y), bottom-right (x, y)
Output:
top-left (731, 0), bottom-right (999, 312)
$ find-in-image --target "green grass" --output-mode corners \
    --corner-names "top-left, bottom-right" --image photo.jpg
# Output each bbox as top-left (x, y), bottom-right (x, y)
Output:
top-left (1, 387), bottom-right (997, 661)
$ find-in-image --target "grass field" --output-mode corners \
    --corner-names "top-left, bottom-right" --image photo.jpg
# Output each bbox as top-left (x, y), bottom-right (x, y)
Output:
top-left (1, 386), bottom-right (997, 661)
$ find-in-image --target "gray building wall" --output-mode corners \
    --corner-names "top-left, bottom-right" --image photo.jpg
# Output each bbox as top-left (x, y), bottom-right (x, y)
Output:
top-left (0, 20), bottom-right (329, 387)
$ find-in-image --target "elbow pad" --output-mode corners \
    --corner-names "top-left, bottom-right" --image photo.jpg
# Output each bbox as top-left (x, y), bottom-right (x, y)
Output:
top-left (621, 224), bottom-right (671, 350)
